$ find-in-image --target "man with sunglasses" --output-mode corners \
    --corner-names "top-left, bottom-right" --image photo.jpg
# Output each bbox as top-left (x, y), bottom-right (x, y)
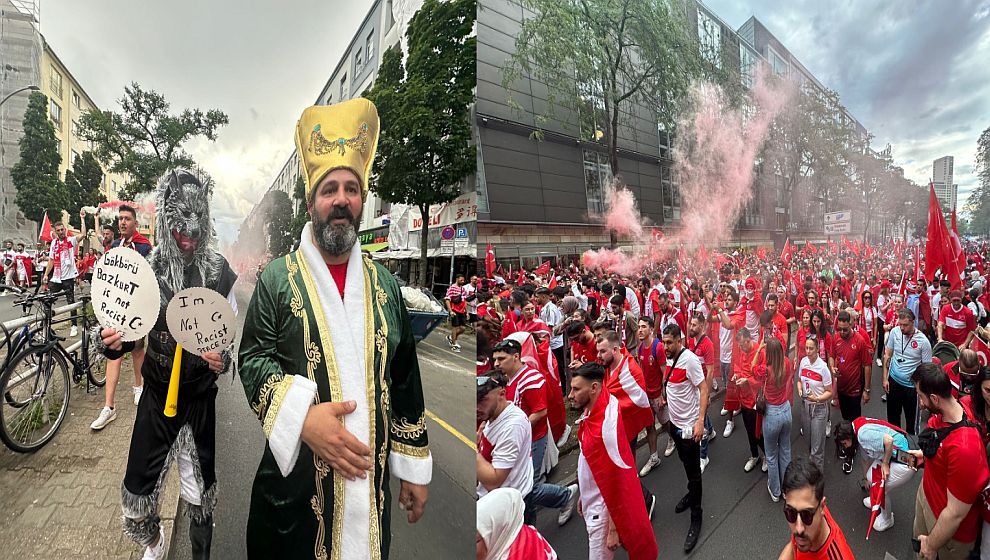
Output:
top-left (476, 371), bottom-right (536, 500)
top-left (778, 458), bottom-right (855, 560)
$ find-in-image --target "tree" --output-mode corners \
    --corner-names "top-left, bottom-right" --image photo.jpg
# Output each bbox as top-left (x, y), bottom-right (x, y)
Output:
top-left (365, 0), bottom-right (476, 287)
top-left (263, 190), bottom-right (294, 258)
top-left (64, 151), bottom-right (106, 227)
top-left (967, 126), bottom-right (990, 236)
top-left (288, 175), bottom-right (308, 243)
top-left (10, 91), bottom-right (68, 224)
top-left (503, 0), bottom-right (707, 176)
top-left (78, 83), bottom-right (228, 199)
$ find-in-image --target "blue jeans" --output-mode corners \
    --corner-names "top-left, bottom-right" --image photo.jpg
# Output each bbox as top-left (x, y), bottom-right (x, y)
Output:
top-left (700, 415), bottom-right (713, 460)
top-left (762, 401), bottom-right (792, 498)
top-left (720, 362), bottom-right (731, 390)
top-left (524, 435), bottom-right (570, 523)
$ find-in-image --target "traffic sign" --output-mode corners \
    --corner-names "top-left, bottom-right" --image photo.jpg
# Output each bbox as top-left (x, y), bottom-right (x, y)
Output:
top-left (824, 211), bottom-right (851, 225)
top-left (440, 226), bottom-right (456, 240)
top-left (824, 222), bottom-right (851, 234)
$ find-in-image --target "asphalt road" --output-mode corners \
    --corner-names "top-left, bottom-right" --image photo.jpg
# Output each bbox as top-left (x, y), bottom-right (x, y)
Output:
top-left (533, 360), bottom-right (921, 560)
top-left (171, 281), bottom-right (475, 559)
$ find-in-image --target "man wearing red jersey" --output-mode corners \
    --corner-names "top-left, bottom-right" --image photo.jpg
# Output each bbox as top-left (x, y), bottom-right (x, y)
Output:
top-left (830, 311), bottom-right (873, 422)
top-left (778, 458), bottom-right (855, 560)
top-left (908, 363), bottom-right (989, 560)
top-left (938, 290), bottom-right (976, 349)
top-left (634, 317), bottom-right (671, 477)
top-left (566, 322), bottom-right (599, 368)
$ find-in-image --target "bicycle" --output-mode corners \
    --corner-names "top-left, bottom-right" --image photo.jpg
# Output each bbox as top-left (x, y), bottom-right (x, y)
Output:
top-left (0, 291), bottom-right (106, 452)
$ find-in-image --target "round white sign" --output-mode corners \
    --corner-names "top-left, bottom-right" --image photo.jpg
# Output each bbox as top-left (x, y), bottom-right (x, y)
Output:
top-left (92, 246), bottom-right (161, 342)
top-left (165, 287), bottom-right (236, 355)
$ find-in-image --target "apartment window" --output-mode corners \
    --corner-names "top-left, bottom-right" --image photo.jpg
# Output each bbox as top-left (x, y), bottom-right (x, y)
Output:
top-left (49, 100), bottom-right (62, 128)
top-left (577, 79), bottom-right (605, 143)
top-left (112, 180), bottom-right (117, 194)
top-left (50, 65), bottom-right (63, 98)
top-left (768, 46), bottom-right (788, 77)
top-left (71, 120), bottom-right (80, 137)
top-left (340, 74), bottom-right (347, 100)
top-left (661, 164), bottom-right (681, 220)
top-left (355, 47), bottom-right (363, 70)
top-left (658, 122), bottom-right (675, 160)
top-left (72, 90), bottom-right (80, 108)
top-left (583, 150), bottom-right (611, 215)
top-left (71, 150), bottom-right (80, 165)
top-left (739, 44), bottom-right (757, 88)
top-left (55, 138), bottom-right (62, 156)
top-left (697, 9), bottom-right (721, 68)
top-left (386, 0), bottom-right (395, 30)
top-left (366, 30), bottom-right (375, 63)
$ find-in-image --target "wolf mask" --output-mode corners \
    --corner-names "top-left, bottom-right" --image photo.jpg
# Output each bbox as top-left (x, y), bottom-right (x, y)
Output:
top-left (150, 168), bottom-right (224, 297)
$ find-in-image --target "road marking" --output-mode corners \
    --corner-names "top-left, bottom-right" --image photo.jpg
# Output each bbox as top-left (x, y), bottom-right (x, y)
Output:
top-left (425, 409), bottom-right (475, 451)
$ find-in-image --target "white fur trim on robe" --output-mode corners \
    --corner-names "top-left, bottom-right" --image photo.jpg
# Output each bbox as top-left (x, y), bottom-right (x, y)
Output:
top-left (388, 450), bottom-right (433, 485)
top-left (268, 376), bottom-right (318, 477)
top-left (299, 222), bottom-right (372, 559)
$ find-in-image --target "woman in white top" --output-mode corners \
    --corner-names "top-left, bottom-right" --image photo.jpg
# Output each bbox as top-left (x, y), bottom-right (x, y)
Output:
top-left (797, 337), bottom-right (833, 471)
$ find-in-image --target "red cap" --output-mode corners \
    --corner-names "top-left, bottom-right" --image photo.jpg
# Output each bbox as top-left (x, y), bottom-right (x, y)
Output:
top-left (745, 278), bottom-right (757, 289)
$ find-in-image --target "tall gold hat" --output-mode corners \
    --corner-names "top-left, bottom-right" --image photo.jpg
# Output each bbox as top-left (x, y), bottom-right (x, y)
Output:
top-left (295, 98), bottom-right (379, 200)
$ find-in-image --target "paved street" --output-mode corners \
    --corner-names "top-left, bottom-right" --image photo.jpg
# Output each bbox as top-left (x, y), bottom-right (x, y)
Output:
top-left (170, 281), bottom-right (475, 559)
top-left (533, 362), bottom-right (919, 560)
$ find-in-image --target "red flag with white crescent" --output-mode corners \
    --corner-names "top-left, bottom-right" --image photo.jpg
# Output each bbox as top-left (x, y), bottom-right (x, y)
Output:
top-left (866, 463), bottom-right (886, 539)
top-left (972, 335), bottom-right (990, 367)
top-left (605, 356), bottom-right (654, 441)
top-left (485, 242), bottom-right (496, 278)
top-left (535, 260), bottom-right (551, 276)
top-left (579, 390), bottom-right (658, 560)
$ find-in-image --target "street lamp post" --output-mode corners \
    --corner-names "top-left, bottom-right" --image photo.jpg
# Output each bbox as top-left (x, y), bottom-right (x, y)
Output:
top-left (0, 84), bottom-right (39, 107)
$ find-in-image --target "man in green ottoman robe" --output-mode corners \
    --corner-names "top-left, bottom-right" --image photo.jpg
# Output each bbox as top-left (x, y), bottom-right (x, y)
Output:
top-left (239, 98), bottom-right (431, 560)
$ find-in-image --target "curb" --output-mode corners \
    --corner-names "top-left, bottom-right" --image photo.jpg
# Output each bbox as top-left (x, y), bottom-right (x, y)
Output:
top-left (162, 462), bottom-right (181, 559)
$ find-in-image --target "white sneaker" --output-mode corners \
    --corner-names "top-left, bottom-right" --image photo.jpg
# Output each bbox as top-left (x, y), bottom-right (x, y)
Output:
top-left (825, 420), bottom-right (832, 438)
top-left (700, 457), bottom-right (710, 473)
top-left (863, 497), bottom-right (872, 509)
top-left (723, 420), bottom-right (735, 438)
top-left (761, 456), bottom-right (768, 472)
top-left (872, 512), bottom-right (894, 532)
top-left (133, 386), bottom-right (143, 406)
top-left (555, 424), bottom-right (572, 448)
top-left (639, 453), bottom-right (662, 477)
top-left (744, 456), bottom-right (760, 472)
top-left (720, 407), bottom-right (728, 417)
top-left (768, 484), bottom-right (780, 502)
top-left (664, 437), bottom-right (676, 457)
top-left (90, 406), bottom-right (116, 430)
top-left (712, 378), bottom-right (719, 392)
top-left (142, 527), bottom-right (166, 560)
top-left (876, 358), bottom-right (883, 367)
top-left (70, 325), bottom-right (78, 337)
top-left (451, 346), bottom-right (462, 353)
top-left (558, 484), bottom-right (578, 526)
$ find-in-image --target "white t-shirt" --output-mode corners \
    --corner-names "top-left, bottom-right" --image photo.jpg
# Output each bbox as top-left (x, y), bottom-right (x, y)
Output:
top-left (665, 349), bottom-right (705, 430)
top-left (719, 323), bottom-right (733, 365)
top-left (463, 283), bottom-right (477, 315)
top-left (48, 235), bottom-right (79, 282)
top-left (798, 356), bottom-right (832, 399)
top-left (625, 286), bottom-right (640, 317)
top-left (687, 299), bottom-right (708, 322)
top-left (477, 403), bottom-right (533, 499)
top-left (540, 301), bottom-right (564, 350)
top-left (578, 447), bottom-right (606, 526)
top-left (1, 249), bottom-right (15, 268)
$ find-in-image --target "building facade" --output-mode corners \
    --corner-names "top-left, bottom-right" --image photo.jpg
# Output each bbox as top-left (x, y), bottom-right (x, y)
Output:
top-left (933, 155), bottom-right (957, 213)
top-left (1, 0), bottom-right (127, 244)
top-left (476, 0), bottom-right (874, 268)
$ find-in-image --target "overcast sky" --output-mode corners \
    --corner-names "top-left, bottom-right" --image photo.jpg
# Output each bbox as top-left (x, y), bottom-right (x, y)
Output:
top-left (41, 0), bottom-right (375, 245)
top-left (705, 0), bottom-right (990, 211)
top-left (38, 0), bottom-right (989, 243)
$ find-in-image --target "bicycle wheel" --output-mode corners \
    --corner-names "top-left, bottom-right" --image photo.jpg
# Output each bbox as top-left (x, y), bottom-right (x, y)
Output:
top-left (83, 327), bottom-right (107, 387)
top-left (0, 347), bottom-right (70, 453)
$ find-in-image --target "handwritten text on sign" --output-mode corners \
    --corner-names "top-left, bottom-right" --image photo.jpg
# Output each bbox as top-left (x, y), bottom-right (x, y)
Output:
top-left (165, 287), bottom-right (235, 355)
top-left (92, 247), bottom-right (160, 342)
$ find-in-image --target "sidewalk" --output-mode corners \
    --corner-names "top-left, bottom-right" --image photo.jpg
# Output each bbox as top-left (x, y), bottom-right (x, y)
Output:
top-left (0, 357), bottom-right (180, 560)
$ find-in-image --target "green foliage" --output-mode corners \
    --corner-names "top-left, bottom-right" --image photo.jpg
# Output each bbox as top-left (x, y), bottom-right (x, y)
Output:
top-left (503, 0), bottom-right (706, 174)
top-left (289, 175), bottom-right (308, 242)
top-left (263, 190), bottom-right (294, 257)
top-left (967, 126), bottom-right (990, 236)
top-left (78, 83), bottom-right (228, 199)
top-left (365, 0), bottom-right (476, 286)
top-left (11, 91), bottom-right (67, 224)
top-left (64, 151), bottom-right (106, 227)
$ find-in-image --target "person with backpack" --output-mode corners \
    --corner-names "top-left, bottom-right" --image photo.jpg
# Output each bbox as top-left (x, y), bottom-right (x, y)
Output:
top-left (634, 316), bottom-right (673, 476)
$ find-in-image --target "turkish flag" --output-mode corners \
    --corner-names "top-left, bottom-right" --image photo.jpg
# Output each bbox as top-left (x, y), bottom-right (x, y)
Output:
top-left (925, 181), bottom-right (961, 287)
top-left (780, 238), bottom-right (793, 264)
top-left (485, 243), bottom-right (496, 278)
top-left (38, 212), bottom-right (53, 243)
top-left (951, 210), bottom-right (967, 278)
top-left (548, 275), bottom-right (557, 290)
top-left (866, 463), bottom-right (886, 540)
top-left (579, 389), bottom-right (658, 560)
top-left (535, 260), bottom-right (551, 276)
top-left (971, 335), bottom-right (990, 367)
top-left (805, 240), bottom-right (815, 254)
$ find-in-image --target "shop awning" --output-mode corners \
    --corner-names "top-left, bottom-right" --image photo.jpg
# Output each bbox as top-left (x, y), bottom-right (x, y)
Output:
top-left (361, 242), bottom-right (389, 253)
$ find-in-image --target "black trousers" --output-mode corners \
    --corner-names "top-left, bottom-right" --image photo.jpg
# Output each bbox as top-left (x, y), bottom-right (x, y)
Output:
top-left (672, 426), bottom-right (703, 513)
top-left (838, 393), bottom-right (862, 421)
top-left (740, 407), bottom-right (765, 458)
top-left (886, 380), bottom-right (918, 435)
top-left (49, 279), bottom-right (77, 326)
top-left (876, 320), bottom-right (885, 360)
top-left (552, 345), bottom-right (566, 396)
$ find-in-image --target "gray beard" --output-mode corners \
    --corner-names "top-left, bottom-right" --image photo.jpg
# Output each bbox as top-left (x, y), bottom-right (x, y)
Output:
top-left (313, 214), bottom-right (358, 256)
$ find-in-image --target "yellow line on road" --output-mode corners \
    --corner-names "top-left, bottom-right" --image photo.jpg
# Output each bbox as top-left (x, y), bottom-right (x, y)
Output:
top-left (425, 409), bottom-right (475, 451)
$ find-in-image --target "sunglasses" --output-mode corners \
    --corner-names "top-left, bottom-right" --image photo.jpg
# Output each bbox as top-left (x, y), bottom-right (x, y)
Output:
top-left (783, 502), bottom-right (821, 526)
top-left (492, 340), bottom-right (522, 353)
top-left (476, 375), bottom-right (505, 388)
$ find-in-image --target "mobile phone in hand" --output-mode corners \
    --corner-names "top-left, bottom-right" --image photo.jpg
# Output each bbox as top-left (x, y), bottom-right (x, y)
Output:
top-left (911, 537), bottom-right (921, 553)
